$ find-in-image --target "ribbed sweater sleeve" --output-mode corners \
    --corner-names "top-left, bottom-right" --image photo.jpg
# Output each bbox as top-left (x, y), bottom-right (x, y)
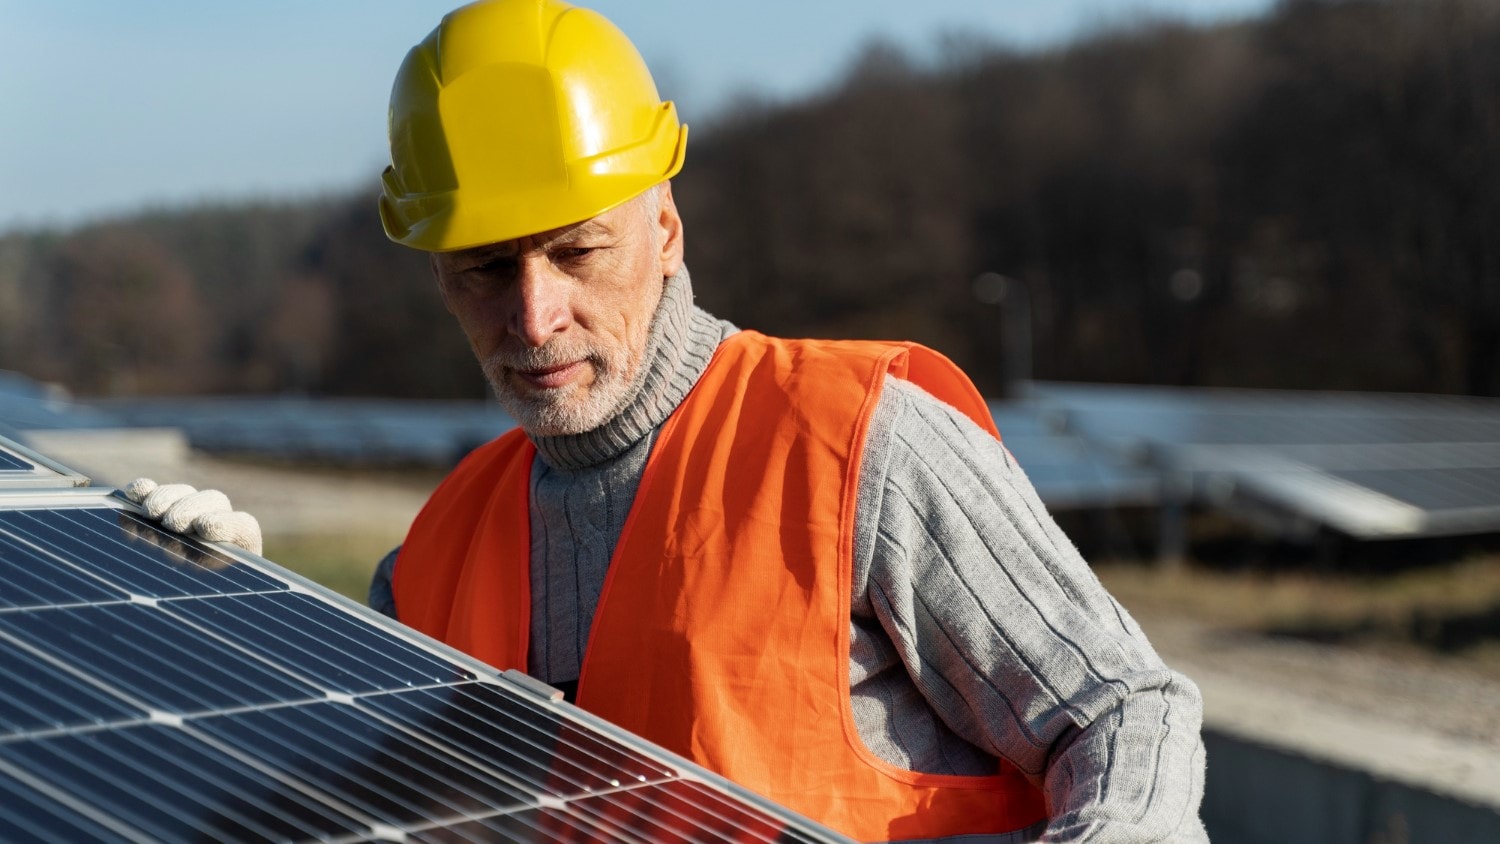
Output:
top-left (852, 377), bottom-right (1208, 843)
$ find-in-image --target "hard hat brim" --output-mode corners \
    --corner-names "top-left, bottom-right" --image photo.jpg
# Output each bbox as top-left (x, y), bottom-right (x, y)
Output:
top-left (382, 116), bottom-right (687, 253)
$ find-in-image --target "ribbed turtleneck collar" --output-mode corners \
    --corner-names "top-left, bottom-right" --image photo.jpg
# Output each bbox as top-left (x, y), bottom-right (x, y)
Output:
top-left (528, 266), bottom-right (735, 471)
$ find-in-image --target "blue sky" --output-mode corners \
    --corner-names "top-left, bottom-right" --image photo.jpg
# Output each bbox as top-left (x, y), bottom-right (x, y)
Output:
top-left (0, 0), bottom-right (1276, 230)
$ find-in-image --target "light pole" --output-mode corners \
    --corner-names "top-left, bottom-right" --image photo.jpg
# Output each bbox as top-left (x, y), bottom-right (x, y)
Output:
top-left (972, 271), bottom-right (1032, 397)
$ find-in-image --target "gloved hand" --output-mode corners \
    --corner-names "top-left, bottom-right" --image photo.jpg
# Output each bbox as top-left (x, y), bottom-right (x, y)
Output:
top-left (122, 478), bottom-right (264, 557)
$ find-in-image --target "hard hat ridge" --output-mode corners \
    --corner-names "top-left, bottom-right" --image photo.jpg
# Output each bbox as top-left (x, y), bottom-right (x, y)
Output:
top-left (379, 0), bottom-right (688, 252)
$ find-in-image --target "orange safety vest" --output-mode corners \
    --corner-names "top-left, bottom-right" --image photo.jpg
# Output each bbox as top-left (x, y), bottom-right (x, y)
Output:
top-left (395, 332), bottom-right (1048, 841)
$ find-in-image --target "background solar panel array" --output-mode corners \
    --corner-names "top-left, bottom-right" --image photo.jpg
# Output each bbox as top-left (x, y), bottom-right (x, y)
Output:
top-left (1029, 383), bottom-right (1500, 538)
top-left (96, 397), bottom-right (517, 466)
top-left (988, 402), bottom-right (1160, 510)
top-left (0, 447), bottom-right (851, 842)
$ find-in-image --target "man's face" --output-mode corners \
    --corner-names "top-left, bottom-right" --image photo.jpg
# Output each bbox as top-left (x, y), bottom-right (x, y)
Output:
top-left (432, 185), bottom-right (685, 437)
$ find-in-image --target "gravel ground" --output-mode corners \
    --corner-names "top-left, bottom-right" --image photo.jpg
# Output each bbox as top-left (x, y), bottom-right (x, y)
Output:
top-left (1129, 608), bottom-right (1500, 810)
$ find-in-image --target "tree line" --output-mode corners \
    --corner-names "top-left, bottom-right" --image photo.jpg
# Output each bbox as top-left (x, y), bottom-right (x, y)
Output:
top-left (2, 0), bottom-right (1496, 399)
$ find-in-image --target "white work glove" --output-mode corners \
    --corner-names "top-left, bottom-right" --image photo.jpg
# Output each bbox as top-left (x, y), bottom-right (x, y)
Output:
top-left (122, 478), bottom-right (264, 557)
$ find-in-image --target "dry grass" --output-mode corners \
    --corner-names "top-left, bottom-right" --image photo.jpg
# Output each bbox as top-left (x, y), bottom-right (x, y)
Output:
top-left (1096, 553), bottom-right (1500, 677)
top-left (1098, 554), bottom-right (1500, 624)
top-left (262, 530), bottom-right (406, 604)
top-left (196, 459), bottom-right (444, 604)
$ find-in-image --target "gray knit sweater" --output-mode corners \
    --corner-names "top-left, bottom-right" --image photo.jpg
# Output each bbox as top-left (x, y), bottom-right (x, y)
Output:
top-left (371, 268), bottom-right (1208, 843)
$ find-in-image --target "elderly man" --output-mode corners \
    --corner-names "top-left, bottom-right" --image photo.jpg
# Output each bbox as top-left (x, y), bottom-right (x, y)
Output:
top-left (142, 0), bottom-right (1208, 840)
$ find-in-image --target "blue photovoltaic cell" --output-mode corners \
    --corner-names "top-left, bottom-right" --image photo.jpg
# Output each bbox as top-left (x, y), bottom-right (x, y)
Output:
top-left (568, 779), bottom-right (826, 844)
top-left (163, 592), bottom-right (472, 693)
top-left (0, 645), bottom-right (147, 738)
top-left (0, 451), bottom-right (30, 472)
top-left (192, 697), bottom-right (538, 826)
top-left (0, 775), bottom-right (133, 844)
top-left (0, 498), bottom-right (850, 844)
top-left (418, 779), bottom-right (828, 844)
top-left (360, 683), bottom-right (674, 795)
top-left (360, 685), bottom-right (826, 842)
top-left (0, 508), bottom-right (285, 597)
top-left (0, 537), bottom-right (129, 609)
top-left (407, 806), bottom-right (618, 841)
top-left (0, 603), bottom-right (322, 714)
top-left (0, 724), bottom-right (372, 842)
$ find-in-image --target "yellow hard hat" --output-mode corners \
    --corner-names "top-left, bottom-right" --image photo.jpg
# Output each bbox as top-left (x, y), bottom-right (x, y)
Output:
top-left (379, 0), bottom-right (688, 251)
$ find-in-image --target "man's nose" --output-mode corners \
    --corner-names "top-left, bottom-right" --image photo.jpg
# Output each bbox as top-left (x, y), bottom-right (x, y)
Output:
top-left (509, 258), bottom-right (572, 347)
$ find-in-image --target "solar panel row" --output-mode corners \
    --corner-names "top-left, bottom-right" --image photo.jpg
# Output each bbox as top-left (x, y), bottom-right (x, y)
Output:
top-left (0, 436), bottom-right (90, 490)
top-left (1029, 382), bottom-right (1500, 539)
top-left (0, 451), bottom-right (30, 472)
top-left (986, 402), bottom-right (1161, 510)
top-left (0, 485), bottom-right (851, 843)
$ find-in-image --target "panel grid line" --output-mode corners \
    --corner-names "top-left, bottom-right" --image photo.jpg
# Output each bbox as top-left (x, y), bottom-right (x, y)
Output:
top-left (354, 684), bottom-right (663, 800)
top-left (0, 510), bottom-right (280, 600)
top-left (0, 755), bottom-right (155, 844)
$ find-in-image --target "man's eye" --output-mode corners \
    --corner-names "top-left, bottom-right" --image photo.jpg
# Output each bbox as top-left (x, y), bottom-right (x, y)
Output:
top-left (446, 262), bottom-right (512, 294)
top-left (462, 258), bottom-right (516, 277)
top-left (554, 246), bottom-right (595, 262)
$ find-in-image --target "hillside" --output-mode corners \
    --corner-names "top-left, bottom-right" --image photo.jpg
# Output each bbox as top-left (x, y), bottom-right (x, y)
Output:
top-left (2, 0), bottom-right (1496, 399)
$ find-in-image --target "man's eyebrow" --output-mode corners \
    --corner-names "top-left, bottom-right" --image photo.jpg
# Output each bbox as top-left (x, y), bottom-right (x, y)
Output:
top-left (444, 243), bottom-right (518, 266)
top-left (543, 220), bottom-right (613, 247)
top-left (444, 219), bottom-right (616, 266)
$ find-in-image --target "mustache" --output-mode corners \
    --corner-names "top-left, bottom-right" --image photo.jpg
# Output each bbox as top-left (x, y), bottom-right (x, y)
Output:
top-left (485, 343), bottom-right (604, 373)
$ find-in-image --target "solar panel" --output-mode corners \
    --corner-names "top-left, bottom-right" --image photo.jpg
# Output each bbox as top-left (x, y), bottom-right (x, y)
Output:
top-left (96, 397), bottom-right (515, 466)
top-left (0, 489), bottom-right (853, 843)
top-left (1032, 383), bottom-right (1500, 448)
top-left (0, 435), bottom-right (90, 490)
top-left (1029, 382), bottom-right (1500, 539)
top-left (988, 402), bottom-right (1160, 510)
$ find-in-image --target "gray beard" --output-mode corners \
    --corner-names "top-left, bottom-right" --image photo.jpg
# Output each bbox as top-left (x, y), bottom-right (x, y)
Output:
top-left (482, 345), bottom-right (636, 437)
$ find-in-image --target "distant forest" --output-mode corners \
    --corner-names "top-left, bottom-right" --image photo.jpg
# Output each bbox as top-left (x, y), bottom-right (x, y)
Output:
top-left (1, 0), bottom-right (1497, 399)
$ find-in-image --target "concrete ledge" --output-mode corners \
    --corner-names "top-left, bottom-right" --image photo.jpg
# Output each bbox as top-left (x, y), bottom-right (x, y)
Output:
top-left (1183, 654), bottom-right (1500, 842)
top-left (1203, 730), bottom-right (1500, 844)
top-left (1192, 660), bottom-right (1500, 812)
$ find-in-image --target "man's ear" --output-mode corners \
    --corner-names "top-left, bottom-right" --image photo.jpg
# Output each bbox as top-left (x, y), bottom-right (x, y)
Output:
top-left (657, 181), bottom-right (685, 277)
